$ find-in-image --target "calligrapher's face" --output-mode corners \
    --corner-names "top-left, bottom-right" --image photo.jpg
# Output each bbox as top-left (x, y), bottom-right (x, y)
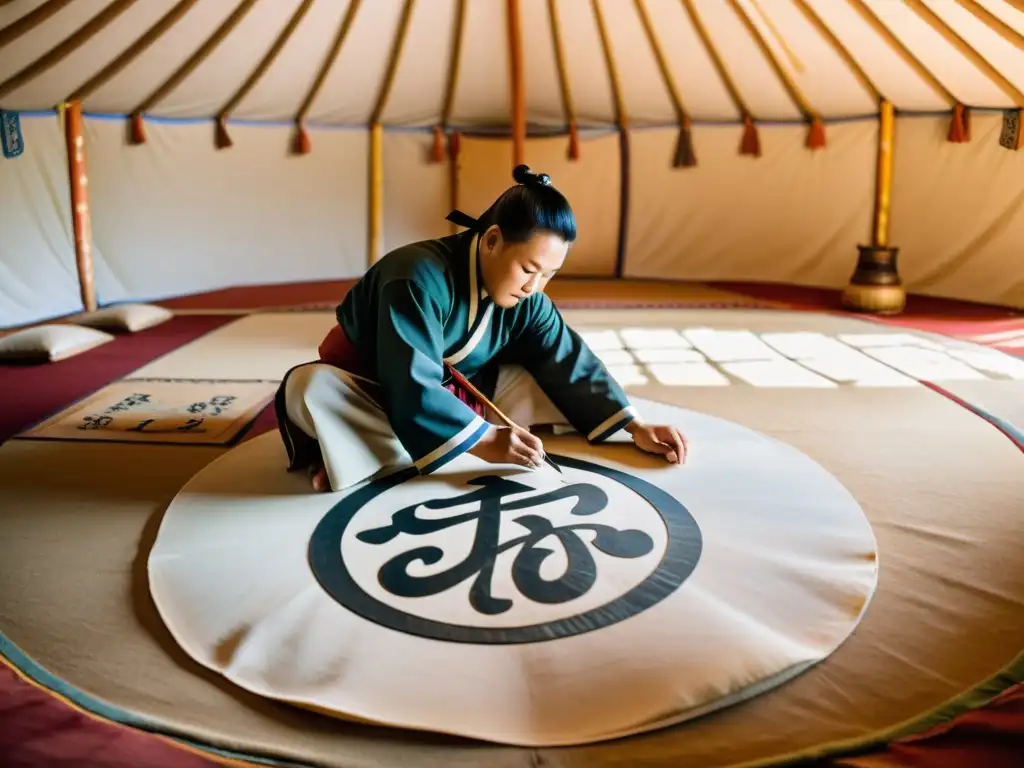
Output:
top-left (483, 228), bottom-right (568, 308)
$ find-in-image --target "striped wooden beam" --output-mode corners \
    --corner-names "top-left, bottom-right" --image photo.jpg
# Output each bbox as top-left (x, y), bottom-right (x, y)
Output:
top-left (292, 0), bottom-right (362, 154)
top-left (547, 0), bottom-right (579, 159)
top-left (368, 0), bottom-right (417, 264)
top-left (634, 0), bottom-right (695, 167)
top-left (0, 0), bottom-right (137, 101)
top-left (215, 0), bottom-right (317, 149)
top-left (69, 0), bottom-right (200, 103)
top-left (507, 0), bottom-right (526, 169)
top-left (680, 0), bottom-right (761, 156)
top-left (130, 0), bottom-right (258, 144)
top-left (592, 0), bottom-right (630, 278)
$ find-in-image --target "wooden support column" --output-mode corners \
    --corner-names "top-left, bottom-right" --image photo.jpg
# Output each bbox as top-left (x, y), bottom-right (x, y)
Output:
top-left (369, 122), bottom-right (384, 265)
top-left (507, 0), bottom-right (526, 169)
top-left (842, 100), bottom-right (905, 315)
top-left (64, 101), bottom-right (97, 312)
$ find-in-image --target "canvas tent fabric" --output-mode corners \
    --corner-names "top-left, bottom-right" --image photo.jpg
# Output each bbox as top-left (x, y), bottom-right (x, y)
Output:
top-left (3, 0), bottom-right (1024, 329)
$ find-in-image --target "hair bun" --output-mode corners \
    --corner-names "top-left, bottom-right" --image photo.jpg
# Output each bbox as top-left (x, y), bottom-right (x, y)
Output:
top-left (513, 164), bottom-right (552, 188)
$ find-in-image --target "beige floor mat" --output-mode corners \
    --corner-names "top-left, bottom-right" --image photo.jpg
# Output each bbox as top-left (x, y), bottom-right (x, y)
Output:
top-left (130, 312), bottom-right (336, 381)
top-left (1, 309), bottom-right (1022, 768)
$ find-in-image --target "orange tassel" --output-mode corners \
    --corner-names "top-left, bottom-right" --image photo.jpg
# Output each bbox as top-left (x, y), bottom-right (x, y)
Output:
top-left (431, 125), bottom-right (445, 162)
top-left (294, 123), bottom-right (311, 155)
top-left (129, 112), bottom-right (146, 145)
top-left (568, 122), bottom-right (580, 160)
top-left (740, 116), bottom-right (760, 157)
top-left (806, 116), bottom-right (826, 149)
top-left (215, 115), bottom-right (232, 149)
top-left (448, 130), bottom-right (461, 160)
top-left (948, 103), bottom-right (968, 143)
top-left (963, 105), bottom-right (971, 142)
top-left (674, 118), bottom-right (696, 168)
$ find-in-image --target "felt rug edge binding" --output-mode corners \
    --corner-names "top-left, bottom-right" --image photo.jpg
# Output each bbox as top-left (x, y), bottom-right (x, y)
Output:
top-left (3, 627), bottom-right (1022, 768)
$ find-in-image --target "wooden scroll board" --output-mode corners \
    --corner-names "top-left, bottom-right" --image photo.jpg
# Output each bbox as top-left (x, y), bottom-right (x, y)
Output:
top-left (1000, 109), bottom-right (1022, 151)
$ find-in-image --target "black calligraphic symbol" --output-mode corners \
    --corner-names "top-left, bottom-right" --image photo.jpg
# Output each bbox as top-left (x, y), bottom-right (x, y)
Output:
top-left (356, 475), bottom-right (654, 615)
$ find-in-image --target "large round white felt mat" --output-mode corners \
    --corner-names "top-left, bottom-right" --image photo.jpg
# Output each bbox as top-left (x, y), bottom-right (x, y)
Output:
top-left (148, 397), bottom-right (878, 747)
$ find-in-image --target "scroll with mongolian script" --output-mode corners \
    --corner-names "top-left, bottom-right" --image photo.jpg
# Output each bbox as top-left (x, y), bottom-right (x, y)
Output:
top-left (18, 378), bottom-right (277, 445)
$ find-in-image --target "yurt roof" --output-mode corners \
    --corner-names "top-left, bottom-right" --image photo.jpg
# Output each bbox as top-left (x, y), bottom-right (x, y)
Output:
top-left (3, 0), bottom-right (1024, 131)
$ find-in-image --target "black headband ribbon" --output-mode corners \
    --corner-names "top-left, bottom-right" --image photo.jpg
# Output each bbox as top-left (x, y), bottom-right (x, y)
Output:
top-left (445, 209), bottom-right (480, 231)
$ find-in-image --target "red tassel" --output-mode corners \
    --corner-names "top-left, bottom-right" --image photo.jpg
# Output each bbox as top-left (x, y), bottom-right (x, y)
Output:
top-left (129, 112), bottom-right (146, 145)
top-left (215, 115), bottom-right (232, 149)
top-left (294, 123), bottom-right (311, 155)
top-left (431, 125), bottom-right (445, 162)
top-left (948, 103), bottom-right (968, 143)
top-left (448, 130), bottom-right (461, 160)
top-left (806, 116), bottom-right (826, 149)
top-left (674, 117), bottom-right (696, 167)
top-left (740, 116), bottom-right (760, 157)
top-left (568, 122), bottom-right (580, 160)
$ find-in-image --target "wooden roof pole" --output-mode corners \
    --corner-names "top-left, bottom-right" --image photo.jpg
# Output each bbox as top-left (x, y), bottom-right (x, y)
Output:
top-left (0, 0), bottom-right (137, 101)
top-left (679, 0), bottom-right (761, 156)
top-left (68, 0), bottom-right (200, 104)
top-left (291, 0), bottom-right (363, 154)
top-left (634, 0), bottom-right (696, 167)
top-left (214, 0), bottom-right (317, 149)
top-left (0, 0), bottom-right (75, 49)
top-left (727, 0), bottom-right (826, 148)
top-left (434, 0), bottom-right (466, 163)
top-left (130, 0), bottom-right (258, 144)
top-left (367, 0), bottom-right (417, 265)
top-left (546, 0), bottom-right (580, 159)
top-left (845, 0), bottom-right (967, 141)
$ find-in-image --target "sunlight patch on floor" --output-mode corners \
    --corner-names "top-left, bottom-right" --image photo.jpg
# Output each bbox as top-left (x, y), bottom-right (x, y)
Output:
top-left (577, 327), bottom-right (1024, 389)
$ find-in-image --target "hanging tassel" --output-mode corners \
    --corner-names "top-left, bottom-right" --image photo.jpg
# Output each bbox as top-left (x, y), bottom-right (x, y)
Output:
top-left (448, 130), bottom-right (461, 160)
top-left (674, 116), bottom-right (696, 168)
top-left (740, 115), bottom-right (761, 157)
top-left (431, 125), bottom-right (445, 162)
top-left (947, 103), bottom-right (968, 143)
top-left (963, 105), bottom-right (971, 142)
top-left (293, 122), bottom-right (311, 155)
top-left (568, 122), bottom-right (580, 160)
top-left (806, 116), bottom-right (826, 149)
top-left (215, 115), bottom-right (232, 149)
top-left (129, 112), bottom-right (146, 145)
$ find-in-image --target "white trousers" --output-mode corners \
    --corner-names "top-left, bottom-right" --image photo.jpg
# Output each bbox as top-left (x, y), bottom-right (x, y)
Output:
top-left (281, 363), bottom-right (571, 492)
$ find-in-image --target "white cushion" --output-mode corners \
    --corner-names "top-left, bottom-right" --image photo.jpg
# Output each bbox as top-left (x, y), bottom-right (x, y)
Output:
top-left (73, 303), bottom-right (173, 333)
top-left (0, 324), bottom-right (115, 362)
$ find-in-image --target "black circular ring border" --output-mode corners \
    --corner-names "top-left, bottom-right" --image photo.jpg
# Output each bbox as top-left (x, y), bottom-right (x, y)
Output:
top-left (308, 454), bottom-right (703, 645)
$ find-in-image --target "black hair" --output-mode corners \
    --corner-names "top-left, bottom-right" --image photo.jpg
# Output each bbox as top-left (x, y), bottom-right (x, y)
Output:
top-left (476, 164), bottom-right (577, 244)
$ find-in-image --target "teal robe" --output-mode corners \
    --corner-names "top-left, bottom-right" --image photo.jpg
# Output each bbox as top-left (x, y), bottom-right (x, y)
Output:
top-left (280, 226), bottom-right (636, 475)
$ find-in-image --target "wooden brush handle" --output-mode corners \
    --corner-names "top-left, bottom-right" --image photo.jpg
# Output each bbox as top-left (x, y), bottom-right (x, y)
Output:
top-left (446, 365), bottom-right (516, 428)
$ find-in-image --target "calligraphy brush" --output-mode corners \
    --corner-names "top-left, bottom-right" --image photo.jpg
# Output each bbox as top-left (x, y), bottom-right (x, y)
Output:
top-left (444, 364), bottom-right (564, 475)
